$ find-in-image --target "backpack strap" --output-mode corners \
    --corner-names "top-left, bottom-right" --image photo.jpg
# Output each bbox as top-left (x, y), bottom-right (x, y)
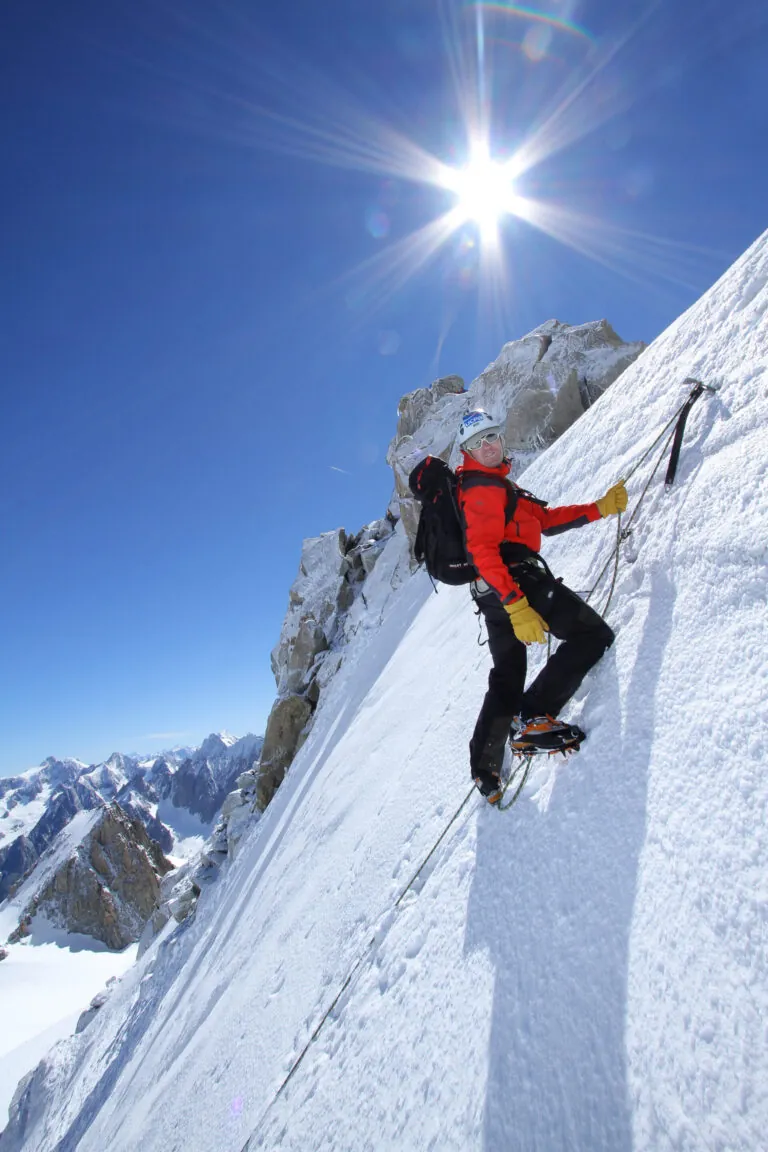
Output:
top-left (458, 472), bottom-right (519, 524)
top-left (413, 514), bottom-right (426, 565)
top-left (512, 483), bottom-right (548, 510)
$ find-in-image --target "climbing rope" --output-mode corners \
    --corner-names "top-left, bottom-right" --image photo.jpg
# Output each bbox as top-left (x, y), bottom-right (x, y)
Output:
top-left (241, 784), bottom-right (479, 1149)
top-left (497, 753), bottom-right (535, 810)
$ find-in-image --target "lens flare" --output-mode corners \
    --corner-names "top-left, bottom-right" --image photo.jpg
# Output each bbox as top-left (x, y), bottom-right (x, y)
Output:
top-left (467, 2), bottom-right (596, 45)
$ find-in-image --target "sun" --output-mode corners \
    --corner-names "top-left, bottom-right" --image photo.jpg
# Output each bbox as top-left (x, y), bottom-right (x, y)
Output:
top-left (441, 144), bottom-right (522, 241)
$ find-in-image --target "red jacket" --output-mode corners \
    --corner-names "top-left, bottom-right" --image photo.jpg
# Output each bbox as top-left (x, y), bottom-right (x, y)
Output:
top-left (456, 454), bottom-right (601, 604)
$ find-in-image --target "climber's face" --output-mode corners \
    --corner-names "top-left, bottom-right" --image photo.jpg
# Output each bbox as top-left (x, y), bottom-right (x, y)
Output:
top-left (466, 431), bottom-right (504, 468)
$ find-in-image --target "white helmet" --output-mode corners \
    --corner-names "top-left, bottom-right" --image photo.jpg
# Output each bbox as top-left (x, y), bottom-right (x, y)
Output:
top-left (456, 408), bottom-right (503, 451)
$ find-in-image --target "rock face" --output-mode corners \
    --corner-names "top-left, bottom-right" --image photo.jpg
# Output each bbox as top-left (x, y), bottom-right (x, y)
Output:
top-left (136, 863), bottom-right (203, 959)
top-left (387, 319), bottom-right (645, 549)
top-left (260, 519), bottom-right (394, 811)
top-left (9, 805), bottom-right (173, 950)
top-left (257, 695), bottom-right (313, 811)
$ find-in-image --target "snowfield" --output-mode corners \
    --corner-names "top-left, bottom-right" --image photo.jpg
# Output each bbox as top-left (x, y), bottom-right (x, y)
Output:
top-left (2, 230), bottom-right (767, 1151)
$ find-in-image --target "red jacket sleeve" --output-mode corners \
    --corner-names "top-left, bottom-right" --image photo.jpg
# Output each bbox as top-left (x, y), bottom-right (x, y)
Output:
top-left (529, 499), bottom-right (602, 536)
top-left (460, 484), bottom-right (524, 603)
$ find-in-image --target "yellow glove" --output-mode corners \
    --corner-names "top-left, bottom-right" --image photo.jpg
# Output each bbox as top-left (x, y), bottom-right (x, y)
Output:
top-left (504, 596), bottom-right (548, 645)
top-left (596, 480), bottom-right (628, 518)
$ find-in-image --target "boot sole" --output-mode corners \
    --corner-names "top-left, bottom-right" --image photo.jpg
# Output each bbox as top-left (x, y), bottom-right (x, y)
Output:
top-left (510, 728), bottom-right (585, 756)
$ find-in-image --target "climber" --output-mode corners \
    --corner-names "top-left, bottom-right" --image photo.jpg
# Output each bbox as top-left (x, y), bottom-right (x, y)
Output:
top-left (455, 408), bottom-right (626, 804)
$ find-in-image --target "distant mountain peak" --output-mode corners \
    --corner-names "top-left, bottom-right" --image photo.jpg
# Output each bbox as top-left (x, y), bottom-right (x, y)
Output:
top-left (197, 732), bottom-right (238, 759)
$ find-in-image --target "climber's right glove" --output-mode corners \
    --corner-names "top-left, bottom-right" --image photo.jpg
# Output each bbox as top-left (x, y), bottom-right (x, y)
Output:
top-left (596, 480), bottom-right (628, 518)
top-left (504, 596), bottom-right (548, 645)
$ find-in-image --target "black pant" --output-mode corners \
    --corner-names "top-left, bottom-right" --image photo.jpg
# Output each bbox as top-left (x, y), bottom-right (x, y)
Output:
top-left (469, 562), bottom-right (614, 778)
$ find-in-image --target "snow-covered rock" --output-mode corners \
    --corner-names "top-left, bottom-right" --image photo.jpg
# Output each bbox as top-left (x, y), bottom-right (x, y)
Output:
top-left (75, 978), bottom-right (118, 1034)
top-left (270, 529), bottom-right (350, 697)
top-left (79, 754), bottom-right (137, 800)
top-left (0, 785), bottom-right (104, 903)
top-left (6, 805), bottom-right (172, 951)
top-left (136, 863), bottom-right (202, 959)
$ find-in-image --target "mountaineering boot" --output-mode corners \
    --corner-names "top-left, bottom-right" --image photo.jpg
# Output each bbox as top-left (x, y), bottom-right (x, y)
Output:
top-left (473, 769), bottom-right (503, 806)
top-left (510, 715), bottom-right (585, 755)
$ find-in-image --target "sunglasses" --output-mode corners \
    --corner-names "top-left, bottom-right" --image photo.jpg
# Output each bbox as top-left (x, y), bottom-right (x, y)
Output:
top-left (465, 429), bottom-right (502, 452)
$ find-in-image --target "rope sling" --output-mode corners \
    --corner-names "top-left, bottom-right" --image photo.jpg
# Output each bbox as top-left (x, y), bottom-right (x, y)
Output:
top-left (241, 378), bottom-right (717, 1146)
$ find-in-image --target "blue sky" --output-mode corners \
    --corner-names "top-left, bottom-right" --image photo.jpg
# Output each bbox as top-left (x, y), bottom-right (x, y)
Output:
top-left (1, 0), bottom-right (766, 775)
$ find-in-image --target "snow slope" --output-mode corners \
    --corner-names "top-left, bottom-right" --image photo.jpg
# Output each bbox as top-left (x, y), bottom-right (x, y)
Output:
top-left (3, 230), bottom-right (767, 1152)
top-left (0, 939), bottom-right (136, 1128)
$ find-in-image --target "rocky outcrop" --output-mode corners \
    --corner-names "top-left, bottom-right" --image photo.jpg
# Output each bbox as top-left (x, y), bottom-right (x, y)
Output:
top-left (115, 794), bottom-right (174, 854)
top-left (136, 863), bottom-right (202, 959)
top-left (385, 374), bottom-right (467, 538)
top-left (259, 518), bottom-right (394, 810)
top-left (393, 373), bottom-right (467, 441)
top-left (8, 805), bottom-right (172, 950)
top-left (271, 530), bottom-right (350, 697)
top-left (257, 695), bottom-right (313, 811)
top-left (76, 976), bottom-right (118, 1033)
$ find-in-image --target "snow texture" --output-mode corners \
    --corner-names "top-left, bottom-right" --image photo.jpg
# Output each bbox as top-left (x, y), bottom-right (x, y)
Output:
top-left (0, 937), bottom-right (136, 1128)
top-left (2, 231), bottom-right (768, 1151)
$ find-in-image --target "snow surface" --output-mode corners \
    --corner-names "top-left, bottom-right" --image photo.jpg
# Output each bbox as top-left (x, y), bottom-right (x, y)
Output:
top-left (0, 937), bottom-right (137, 1129)
top-left (3, 231), bottom-right (768, 1151)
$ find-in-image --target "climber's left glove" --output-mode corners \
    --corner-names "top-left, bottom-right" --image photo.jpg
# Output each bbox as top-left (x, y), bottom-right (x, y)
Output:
top-left (596, 480), bottom-right (628, 518)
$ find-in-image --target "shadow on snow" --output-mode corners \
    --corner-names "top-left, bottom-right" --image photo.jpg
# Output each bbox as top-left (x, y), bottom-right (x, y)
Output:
top-left (465, 566), bottom-right (674, 1152)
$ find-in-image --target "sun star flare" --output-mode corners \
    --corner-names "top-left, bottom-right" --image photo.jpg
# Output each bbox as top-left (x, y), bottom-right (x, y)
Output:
top-left (440, 145), bottom-right (523, 241)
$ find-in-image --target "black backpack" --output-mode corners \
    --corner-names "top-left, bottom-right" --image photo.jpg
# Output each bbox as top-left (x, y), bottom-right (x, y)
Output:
top-left (408, 456), bottom-right (510, 586)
